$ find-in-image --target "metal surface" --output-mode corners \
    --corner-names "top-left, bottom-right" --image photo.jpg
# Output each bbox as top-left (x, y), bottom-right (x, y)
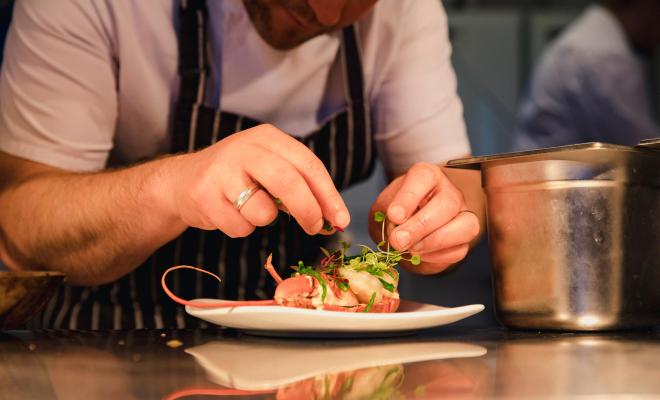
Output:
top-left (448, 143), bottom-right (660, 330)
top-left (636, 138), bottom-right (660, 151)
top-left (447, 141), bottom-right (652, 170)
top-left (2, 328), bottom-right (660, 399)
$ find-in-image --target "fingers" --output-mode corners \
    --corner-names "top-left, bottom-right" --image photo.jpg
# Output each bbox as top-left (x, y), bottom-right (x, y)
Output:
top-left (224, 176), bottom-right (279, 228)
top-left (386, 163), bottom-right (440, 225)
top-left (405, 244), bottom-right (469, 275)
top-left (389, 187), bottom-right (463, 251)
top-left (409, 210), bottom-right (480, 254)
top-left (181, 123), bottom-right (349, 237)
top-left (182, 169), bottom-right (256, 237)
top-left (244, 148), bottom-right (324, 235)
top-left (254, 125), bottom-right (350, 229)
top-left (204, 197), bottom-right (256, 238)
top-left (415, 244), bottom-right (470, 266)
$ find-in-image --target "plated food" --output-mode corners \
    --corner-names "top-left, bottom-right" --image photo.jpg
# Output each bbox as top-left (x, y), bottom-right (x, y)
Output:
top-left (162, 212), bottom-right (420, 313)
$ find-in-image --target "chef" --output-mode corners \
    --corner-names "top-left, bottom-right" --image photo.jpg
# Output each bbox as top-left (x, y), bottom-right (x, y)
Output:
top-left (0, 0), bottom-right (483, 329)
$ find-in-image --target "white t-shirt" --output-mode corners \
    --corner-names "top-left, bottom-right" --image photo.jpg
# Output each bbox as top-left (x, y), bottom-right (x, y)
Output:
top-left (0, 0), bottom-right (469, 174)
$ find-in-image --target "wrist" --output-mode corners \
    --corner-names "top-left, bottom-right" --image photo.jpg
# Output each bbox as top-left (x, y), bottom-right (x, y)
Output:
top-left (139, 155), bottom-right (187, 231)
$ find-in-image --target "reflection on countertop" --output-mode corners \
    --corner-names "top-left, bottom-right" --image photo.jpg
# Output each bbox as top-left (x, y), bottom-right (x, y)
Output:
top-left (1, 328), bottom-right (659, 399)
top-left (179, 339), bottom-right (487, 399)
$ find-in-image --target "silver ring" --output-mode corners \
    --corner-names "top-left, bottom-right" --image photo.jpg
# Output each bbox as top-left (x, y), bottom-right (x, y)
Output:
top-left (234, 184), bottom-right (262, 211)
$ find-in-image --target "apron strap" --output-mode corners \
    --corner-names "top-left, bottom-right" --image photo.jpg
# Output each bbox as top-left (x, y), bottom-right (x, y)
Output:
top-left (172, 0), bottom-right (209, 153)
top-left (340, 25), bottom-right (365, 107)
top-left (340, 24), bottom-right (372, 180)
top-left (177, 0), bottom-right (208, 105)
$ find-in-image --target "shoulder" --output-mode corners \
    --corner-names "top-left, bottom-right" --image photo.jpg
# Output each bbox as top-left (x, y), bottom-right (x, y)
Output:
top-left (12, 0), bottom-right (113, 39)
top-left (356, 0), bottom-right (450, 74)
top-left (361, 0), bottom-right (448, 38)
top-left (550, 5), bottom-right (632, 65)
top-left (11, 0), bottom-right (175, 52)
top-left (533, 5), bottom-right (640, 90)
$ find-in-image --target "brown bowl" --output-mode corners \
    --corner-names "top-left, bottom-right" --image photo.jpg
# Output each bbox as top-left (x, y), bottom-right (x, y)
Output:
top-left (0, 271), bottom-right (66, 330)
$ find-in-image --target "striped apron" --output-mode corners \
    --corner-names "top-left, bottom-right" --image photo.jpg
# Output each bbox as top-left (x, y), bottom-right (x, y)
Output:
top-left (32, 0), bottom-right (375, 330)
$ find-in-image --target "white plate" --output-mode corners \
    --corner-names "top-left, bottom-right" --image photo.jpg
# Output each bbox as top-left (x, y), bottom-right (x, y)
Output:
top-left (186, 340), bottom-right (488, 391)
top-left (185, 299), bottom-right (484, 335)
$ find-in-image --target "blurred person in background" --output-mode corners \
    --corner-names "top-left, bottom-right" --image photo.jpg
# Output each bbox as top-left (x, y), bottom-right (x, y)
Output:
top-left (513, 0), bottom-right (660, 150)
top-left (0, 0), bottom-right (483, 329)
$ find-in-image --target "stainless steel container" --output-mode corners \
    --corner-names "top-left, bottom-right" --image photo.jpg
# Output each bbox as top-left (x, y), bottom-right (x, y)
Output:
top-left (448, 142), bottom-right (660, 330)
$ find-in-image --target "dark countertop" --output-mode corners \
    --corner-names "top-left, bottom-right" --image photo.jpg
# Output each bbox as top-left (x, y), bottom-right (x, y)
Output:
top-left (2, 327), bottom-right (659, 399)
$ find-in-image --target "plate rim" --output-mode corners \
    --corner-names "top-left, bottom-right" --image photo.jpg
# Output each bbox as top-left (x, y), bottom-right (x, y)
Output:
top-left (186, 299), bottom-right (484, 318)
top-left (185, 299), bottom-right (485, 334)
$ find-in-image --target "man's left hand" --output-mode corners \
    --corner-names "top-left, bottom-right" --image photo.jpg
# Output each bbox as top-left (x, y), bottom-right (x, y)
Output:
top-left (369, 162), bottom-right (481, 274)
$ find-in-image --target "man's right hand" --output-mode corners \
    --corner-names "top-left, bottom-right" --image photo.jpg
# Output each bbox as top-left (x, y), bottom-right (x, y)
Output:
top-left (157, 123), bottom-right (350, 237)
top-left (0, 124), bottom-right (348, 285)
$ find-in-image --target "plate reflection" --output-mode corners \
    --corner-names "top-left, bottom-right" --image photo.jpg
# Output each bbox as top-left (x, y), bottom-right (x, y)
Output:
top-left (167, 339), bottom-right (490, 399)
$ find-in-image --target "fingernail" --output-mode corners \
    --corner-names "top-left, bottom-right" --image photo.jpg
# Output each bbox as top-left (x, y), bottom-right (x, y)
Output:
top-left (335, 210), bottom-right (350, 227)
top-left (411, 242), bottom-right (423, 252)
top-left (313, 219), bottom-right (324, 233)
top-left (395, 230), bottom-right (411, 248)
top-left (389, 205), bottom-right (405, 222)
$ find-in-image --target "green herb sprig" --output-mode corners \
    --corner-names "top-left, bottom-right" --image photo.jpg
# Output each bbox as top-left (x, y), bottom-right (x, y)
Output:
top-left (290, 210), bottom-right (421, 312)
top-left (372, 211), bottom-right (421, 266)
top-left (294, 262), bottom-right (328, 302)
top-left (364, 292), bottom-right (377, 313)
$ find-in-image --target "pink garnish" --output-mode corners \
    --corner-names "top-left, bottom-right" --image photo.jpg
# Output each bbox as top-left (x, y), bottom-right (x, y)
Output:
top-left (264, 254), bottom-right (283, 284)
top-left (161, 265), bottom-right (276, 308)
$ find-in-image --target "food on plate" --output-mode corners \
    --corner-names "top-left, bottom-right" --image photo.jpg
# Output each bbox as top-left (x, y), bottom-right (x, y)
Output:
top-left (161, 212), bottom-right (420, 313)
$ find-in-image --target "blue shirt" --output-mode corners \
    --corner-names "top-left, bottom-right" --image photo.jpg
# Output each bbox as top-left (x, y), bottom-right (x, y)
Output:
top-left (513, 5), bottom-right (660, 151)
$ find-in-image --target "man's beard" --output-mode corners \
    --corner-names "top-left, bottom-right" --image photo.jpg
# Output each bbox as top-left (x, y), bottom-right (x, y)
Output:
top-left (241, 0), bottom-right (325, 50)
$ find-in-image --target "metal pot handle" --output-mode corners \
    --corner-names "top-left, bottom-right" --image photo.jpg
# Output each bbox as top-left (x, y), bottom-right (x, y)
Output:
top-left (635, 138), bottom-right (660, 151)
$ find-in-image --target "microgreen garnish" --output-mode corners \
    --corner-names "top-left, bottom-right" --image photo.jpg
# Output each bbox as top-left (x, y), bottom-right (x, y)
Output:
top-left (370, 210), bottom-right (422, 268)
top-left (336, 280), bottom-right (350, 292)
top-left (295, 263), bottom-right (327, 302)
top-left (288, 211), bottom-right (418, 308)
top-left (364, 292), bottom-right (377, 312)
top-left (378, 278), bottom-right (395, 293)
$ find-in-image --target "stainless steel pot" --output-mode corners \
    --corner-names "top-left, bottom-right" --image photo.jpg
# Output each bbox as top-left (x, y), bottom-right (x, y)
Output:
top-left (448, 142), bottom-right (660, 331)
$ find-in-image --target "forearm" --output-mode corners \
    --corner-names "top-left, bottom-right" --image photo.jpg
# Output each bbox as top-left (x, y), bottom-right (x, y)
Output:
top-left (0, 155), bottom-right (186, 285)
